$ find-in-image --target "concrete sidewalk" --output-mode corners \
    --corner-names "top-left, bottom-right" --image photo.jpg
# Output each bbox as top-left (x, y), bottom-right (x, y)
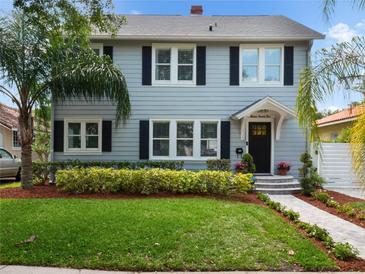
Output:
top-left (269, 195), bottom-right (365, 259)
top-left (0, 266), bottom-right (359, 274)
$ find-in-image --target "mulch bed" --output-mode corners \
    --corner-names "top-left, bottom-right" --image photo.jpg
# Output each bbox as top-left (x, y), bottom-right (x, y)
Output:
top-left (294, 190), bottom-right (365, 229)
top-left (0, 184), bottom-right (262, 204)
top-left (1, 185), bottom-right (365, 271)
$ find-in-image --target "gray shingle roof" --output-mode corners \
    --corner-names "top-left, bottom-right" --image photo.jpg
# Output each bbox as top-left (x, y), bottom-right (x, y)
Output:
top-left (92, 15), bottom-right (324, 41)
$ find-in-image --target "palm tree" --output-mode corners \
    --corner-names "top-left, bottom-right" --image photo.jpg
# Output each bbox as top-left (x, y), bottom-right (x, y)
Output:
top-left (296, 36), bottom-right (365, 183)
top-left (322, 0), bottom-right (365, 20)
top-left (0, 12), bottom-right (130, 189)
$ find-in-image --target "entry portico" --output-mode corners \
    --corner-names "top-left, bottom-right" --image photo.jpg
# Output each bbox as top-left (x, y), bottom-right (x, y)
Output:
top-left (231, 97), bottom-right (296, 174)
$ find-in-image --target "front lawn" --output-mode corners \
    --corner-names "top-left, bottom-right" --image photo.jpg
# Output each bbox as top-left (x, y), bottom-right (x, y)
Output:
top-left (0, 181), bottom-right (20, 189)
top-left (0, 198), bottom-right (336, 271)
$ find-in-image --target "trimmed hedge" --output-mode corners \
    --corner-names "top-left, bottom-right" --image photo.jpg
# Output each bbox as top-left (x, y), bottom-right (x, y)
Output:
top-left (32, 160), bottom-right (184, 184)
top-left (56, 168), bottom-right (253, 195)
top-left (206, 159), bottom-right (231, 171)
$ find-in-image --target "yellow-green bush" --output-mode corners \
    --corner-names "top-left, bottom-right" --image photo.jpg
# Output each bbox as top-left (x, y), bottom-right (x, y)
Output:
top-left (56, 168), bottom-right (253, 195)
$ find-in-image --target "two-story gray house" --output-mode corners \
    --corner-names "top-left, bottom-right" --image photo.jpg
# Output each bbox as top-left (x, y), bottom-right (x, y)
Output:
top-left (51, 6), bottom-right (324, 177)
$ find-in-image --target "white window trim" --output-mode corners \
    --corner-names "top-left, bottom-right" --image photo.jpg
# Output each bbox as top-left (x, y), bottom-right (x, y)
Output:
top-left (64, 118), bottom-right (102, 155)
top-left (149, 119), bottom-right (221, 160)
top-left (152, 43), bottom-right (196, 86)
top-left (240, 44), bottom-right (284, 87)
top-left (11, 128), bottom-right (21, 150)
top-left (90, 43), bottom-right (103, 56)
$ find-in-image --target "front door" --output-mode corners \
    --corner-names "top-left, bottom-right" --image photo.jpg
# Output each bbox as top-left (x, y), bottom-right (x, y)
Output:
top-left (248, 122), bottom-right (271, 174)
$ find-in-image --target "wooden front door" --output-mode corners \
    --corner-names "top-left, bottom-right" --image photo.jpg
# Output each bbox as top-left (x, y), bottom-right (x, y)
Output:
top-left (248, 122), bottom-right (271, 174)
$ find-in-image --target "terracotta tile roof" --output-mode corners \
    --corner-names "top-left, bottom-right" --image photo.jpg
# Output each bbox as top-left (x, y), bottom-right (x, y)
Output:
top-left (316, 105), bottom-right (364, 126)
top-left (0, 103), bottom-right (19, 129)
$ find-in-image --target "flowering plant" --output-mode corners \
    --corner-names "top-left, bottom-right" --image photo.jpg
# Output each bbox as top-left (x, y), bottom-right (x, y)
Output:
top-left (277, 161), bottom-right (291, 170)
top-left (235, 162), bottom-right (248, 173)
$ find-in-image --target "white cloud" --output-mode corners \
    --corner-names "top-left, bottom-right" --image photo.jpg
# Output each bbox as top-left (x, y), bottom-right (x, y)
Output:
top-left (327, 23), bottom-right (357, 43)
top-left (130, 10), bottom-right (142, 15)
top-left (355, 19), bottom-right (365, 30)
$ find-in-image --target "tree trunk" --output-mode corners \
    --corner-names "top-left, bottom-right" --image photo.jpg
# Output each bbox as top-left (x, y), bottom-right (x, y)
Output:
top-left (19, 109), bottom-right (34, 189)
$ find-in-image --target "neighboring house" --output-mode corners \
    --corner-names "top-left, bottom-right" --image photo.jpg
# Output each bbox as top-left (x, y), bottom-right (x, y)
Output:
top-left (0, 103), bottom-right (21, 158)
top-left (52, 6), bottom-right (324, 177)
top-left (316, 106), bottom-right (363, 142)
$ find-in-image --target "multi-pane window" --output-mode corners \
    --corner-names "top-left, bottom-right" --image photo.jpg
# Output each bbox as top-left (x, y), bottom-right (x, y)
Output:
top-left (153, 44), bottom-right (195, 85)
top-left (85, 123), bottom-right (99, 149)
top-left (200, 122), bottom-right (218, 157)
top-left (65, 120), bottom-right (101, 152)
top-left (155, 49), bottom-right (171, 81)
top-left (152, 121), bottom-right (170, 156)
top-left (68, 123), bottom-right (81, 149)
top-left (265, 48), bottom-right (281, 81)
top-left (242, 49), bottom-right (258, 82)
top-left (91, 43), bottom-right (103, 56)
top-left (241, 45), bottom-right (283, 85)
top-left (178, 49), bottom-right (194, 81)
top-left (176, 122), bottom-right (194, 156)
top-left (12, 130), bottom-right (21, 148)
top-left (151, 120), bottom-right (219, 159)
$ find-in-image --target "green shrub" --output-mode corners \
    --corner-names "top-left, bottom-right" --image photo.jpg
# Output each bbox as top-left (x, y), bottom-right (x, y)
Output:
top-left (56, 168), bottom-right (253, 195)
top-left (326, 199), bottom-right (340, 208)
top-left (257, 192), bottom-right (270, 203)
top-left (312, 191), bottom-right (330, 203)
top-left (298, 153), bottom-right (325, 196)
top-left (283, 209), bottom-right (300, 221)
top-left (332, 242), bottom-right (359, 261)
top-left (241, 153), bottom-right (256, 173)
top-left (206, 159), bottom-right (231, 171)
top-left (306, 225), bottom-right (332, 242)
top-left (33, 160), bottom-right (185, 185)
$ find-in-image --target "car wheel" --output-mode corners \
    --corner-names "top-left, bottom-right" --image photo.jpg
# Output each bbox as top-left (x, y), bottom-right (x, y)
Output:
top-left (15, 168), bottom-right (21, 182)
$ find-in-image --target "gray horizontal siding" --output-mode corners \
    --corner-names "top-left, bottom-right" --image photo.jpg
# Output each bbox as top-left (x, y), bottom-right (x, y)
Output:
top-left (54, 41), bottom-right (307, 176)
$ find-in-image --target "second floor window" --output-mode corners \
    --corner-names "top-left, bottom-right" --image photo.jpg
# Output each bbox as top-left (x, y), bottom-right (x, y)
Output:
top-left (241, 45), bottom-right (283, 85)
top-left (152, 44), bottom-right (196, 85)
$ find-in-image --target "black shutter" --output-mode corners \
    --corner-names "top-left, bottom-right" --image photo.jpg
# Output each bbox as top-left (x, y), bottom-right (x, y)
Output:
top-left (102, 120), bottom-right (112, 152)
top-left (284, 46), bottom-right (294, 86)
top-left (220, 121), bottom-right (230, 159)
top-left (196, 46), bottom-right (206, 85)
top-left (142, 46), bottom-right (152, 85)
top-left (139, 120), bottom-right (149, 159)
top-left (230, 47), bottom-right (239, 86)
top-left (53, 121), bottom-right (64, 152)
top-left (103, 46), bottom-right (113, 61)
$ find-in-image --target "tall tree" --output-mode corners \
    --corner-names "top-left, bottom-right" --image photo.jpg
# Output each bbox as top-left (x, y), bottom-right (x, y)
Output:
top-left (0, 1), bottom-right (130, 189)
top-left (296, 37), bottom-right (365, 182)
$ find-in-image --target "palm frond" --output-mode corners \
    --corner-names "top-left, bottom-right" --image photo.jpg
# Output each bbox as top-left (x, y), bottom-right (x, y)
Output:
top-left (350, 105), bottom-right (365, 185)
top-left (50, 45), bottom-right (130, 124)
top-left (322, 0), bottom-right (365, 20)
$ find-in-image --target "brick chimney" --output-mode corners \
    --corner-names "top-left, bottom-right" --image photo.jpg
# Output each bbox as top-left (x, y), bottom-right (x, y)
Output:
top-left (190, 5), bottom-right (203, 15)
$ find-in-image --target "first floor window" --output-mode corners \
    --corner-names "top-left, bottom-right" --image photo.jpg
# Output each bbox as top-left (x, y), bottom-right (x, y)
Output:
top-left (176, 121), bottom-right (194, 156)
top-left (152, 121), bottom-right (170, 156)
top-left (200, 122), bottom-right (218, 157)
top-left (151, 119), bottom-right (220, 159)
top-left (65, 120), bottom-right (101, 152)
top-left (12, 130), bottom-right (21, 148)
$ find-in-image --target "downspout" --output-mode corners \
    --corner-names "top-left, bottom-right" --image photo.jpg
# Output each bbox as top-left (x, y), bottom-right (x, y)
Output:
top-left (305, 40), bottom-right (313, 153)
top-left (49, 94), bottom-right (55, 184)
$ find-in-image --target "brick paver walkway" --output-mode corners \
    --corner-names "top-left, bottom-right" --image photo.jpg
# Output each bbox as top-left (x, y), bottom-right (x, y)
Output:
top-left (269, 194), bottom-right (365, 259)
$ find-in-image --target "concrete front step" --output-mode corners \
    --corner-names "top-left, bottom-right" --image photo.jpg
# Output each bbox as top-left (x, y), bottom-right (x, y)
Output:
top-left (255, 181), bottom-right (300, 189)
top-left (255, 187), bottom-right (301, 195)
top-left (254, 175), bottom-right (301, 194)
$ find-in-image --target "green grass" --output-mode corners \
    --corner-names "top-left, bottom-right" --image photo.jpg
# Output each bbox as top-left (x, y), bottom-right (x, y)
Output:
top-left (345, 201), bottom-right (365, 210)
top-left (0, 182), bottom-right (20, 189)
top-left (0, 198), bottom-right (337, 271)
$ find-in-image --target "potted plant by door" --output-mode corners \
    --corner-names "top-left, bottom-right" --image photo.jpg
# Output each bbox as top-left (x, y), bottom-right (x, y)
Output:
top-left (276, 161), bottom-right (291, 176)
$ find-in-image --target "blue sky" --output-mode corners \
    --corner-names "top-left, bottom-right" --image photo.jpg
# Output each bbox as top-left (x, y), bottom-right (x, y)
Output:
top-left (0, 0), bottom-right (364, 111)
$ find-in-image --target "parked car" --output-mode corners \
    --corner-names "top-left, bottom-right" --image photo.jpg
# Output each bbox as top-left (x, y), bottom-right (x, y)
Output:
top-left (0, 148), bottom-right (21, 180)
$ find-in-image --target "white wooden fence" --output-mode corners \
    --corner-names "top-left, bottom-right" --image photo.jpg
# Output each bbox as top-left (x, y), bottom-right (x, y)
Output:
top-left (313, 143), bottom-right (359, 183)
